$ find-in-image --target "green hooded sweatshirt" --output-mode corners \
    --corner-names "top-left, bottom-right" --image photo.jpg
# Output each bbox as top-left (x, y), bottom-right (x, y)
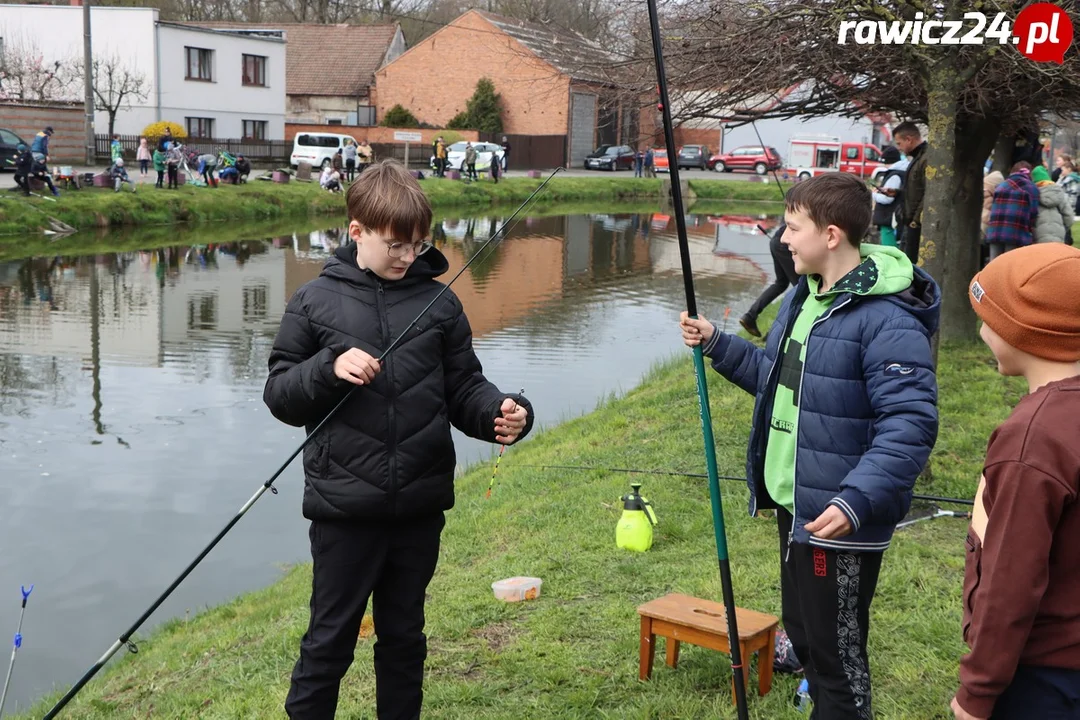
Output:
top-left (764, 245), bottom-right (916, 514)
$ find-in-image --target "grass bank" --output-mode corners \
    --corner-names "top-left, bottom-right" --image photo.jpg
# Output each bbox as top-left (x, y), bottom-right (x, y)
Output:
top-left (16, 315), bottom-right (1022, 719)
top-left (0, 176), bottom-right (787, 237)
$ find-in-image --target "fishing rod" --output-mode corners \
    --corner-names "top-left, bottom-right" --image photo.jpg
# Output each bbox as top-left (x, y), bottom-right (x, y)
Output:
top-left (644, 0), bottom-right (748, 715)
top-left (509, 464), bottom-right (975, 507)
top-left (0, 585), bottom-right (33, 718)
top-left (42, 167), bottom-right (563, 719)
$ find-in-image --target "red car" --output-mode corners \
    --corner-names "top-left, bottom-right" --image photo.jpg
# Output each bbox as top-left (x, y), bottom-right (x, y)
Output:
top-left (708, 145), bottom-right (783, 175)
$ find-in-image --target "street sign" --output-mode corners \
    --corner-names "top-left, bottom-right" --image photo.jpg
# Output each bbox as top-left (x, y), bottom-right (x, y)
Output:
top-left (393, 131), bottom-right (422, 142)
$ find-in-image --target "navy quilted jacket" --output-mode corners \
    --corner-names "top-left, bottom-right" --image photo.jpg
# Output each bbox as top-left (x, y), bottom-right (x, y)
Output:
top-left (703, 247), bottom-right (940, 551)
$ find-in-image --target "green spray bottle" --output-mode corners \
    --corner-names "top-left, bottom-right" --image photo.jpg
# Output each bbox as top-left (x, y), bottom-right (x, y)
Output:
top-left (616, 482), bottom-right (658, 552)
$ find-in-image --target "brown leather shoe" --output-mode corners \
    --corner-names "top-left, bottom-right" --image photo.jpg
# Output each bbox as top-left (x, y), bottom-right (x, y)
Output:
top-left (739, 314), bottom-right (761, 338)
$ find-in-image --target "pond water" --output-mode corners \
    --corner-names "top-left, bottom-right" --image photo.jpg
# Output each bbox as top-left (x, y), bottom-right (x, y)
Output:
top-left (0, 205), bottom-right (782, 711)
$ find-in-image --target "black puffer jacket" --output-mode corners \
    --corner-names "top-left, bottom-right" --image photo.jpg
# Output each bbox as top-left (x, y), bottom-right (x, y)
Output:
top-left (264, 243), bottom-right (534, 520)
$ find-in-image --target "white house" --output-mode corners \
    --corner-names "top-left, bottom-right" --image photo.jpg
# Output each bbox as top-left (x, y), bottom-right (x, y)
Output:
top-left (0, 4), bottom-right (286, 139)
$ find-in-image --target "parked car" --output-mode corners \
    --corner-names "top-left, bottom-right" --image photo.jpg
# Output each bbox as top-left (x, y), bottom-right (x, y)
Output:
top-left (290, 132), bottom-right (358, 170)
top-left (653, 149), bottom-right (669, 172)
top-left (677, 145), bottom-right (710, 170)
top-left (584, 144), bottom-right (636, 171)
top-left (708, 145), bottom-right (783, 174)
top-left (0, 128), bottom-right (28, 171)
top-left (429, 141), bottom-right (505, 171)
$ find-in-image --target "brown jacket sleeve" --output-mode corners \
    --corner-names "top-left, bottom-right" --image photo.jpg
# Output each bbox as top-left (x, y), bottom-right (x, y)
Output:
top-left (956, 460), bottom-right (1071, 718)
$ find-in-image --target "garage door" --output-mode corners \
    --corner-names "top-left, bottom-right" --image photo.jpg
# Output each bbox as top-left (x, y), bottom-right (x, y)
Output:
top-left (569, 92), bottom-right (597, 168)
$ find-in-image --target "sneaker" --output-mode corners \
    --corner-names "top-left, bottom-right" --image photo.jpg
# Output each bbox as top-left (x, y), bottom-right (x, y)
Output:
top-left (739, 313), bottom-right (761, 338)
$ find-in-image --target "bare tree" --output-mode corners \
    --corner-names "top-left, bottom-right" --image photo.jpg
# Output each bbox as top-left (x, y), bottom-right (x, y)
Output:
top-left (86, 53), bottom-right (150, 137)
top-left (0, 33), bottom-right (80, 102)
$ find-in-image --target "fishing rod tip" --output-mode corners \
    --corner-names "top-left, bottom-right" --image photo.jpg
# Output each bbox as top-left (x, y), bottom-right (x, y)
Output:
top-left (20, 584), bottom-right (33, 600)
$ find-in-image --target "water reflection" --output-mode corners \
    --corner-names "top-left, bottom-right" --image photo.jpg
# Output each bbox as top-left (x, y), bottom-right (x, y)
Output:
top-left (0, 208), bottom-right (780, 711)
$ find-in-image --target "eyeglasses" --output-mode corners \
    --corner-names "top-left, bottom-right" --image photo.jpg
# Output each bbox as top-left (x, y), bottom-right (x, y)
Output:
top-left (384, 240), bottom-right (433, 258)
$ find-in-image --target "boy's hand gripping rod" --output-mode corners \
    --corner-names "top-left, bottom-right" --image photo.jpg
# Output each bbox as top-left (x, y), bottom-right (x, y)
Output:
top-left (42, 168), bottom-right (562, 719)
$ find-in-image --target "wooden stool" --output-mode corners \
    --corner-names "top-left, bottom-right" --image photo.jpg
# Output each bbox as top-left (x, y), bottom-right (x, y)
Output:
top-left (637, 593), bottom-right (779, 703)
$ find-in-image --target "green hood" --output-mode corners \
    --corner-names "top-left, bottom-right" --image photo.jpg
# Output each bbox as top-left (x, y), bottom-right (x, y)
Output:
top-left (809, 244), bottom-right (914, 298)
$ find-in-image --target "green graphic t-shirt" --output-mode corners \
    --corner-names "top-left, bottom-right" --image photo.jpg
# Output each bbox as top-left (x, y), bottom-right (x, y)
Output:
top-left (763, 248), bottom-right (898, 514)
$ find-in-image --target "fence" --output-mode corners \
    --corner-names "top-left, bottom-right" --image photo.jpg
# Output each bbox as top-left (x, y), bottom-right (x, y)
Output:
top-left (95, 134), bottom-right (291, 165)
top-left (478, 133), bottom-right (568, 170)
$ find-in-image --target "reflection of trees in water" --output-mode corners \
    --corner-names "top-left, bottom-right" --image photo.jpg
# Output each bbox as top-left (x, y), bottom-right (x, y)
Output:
top-left (0, 353), bottom-right (72, 417)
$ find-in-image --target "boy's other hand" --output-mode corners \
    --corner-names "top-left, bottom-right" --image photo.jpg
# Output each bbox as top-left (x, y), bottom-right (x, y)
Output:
top-left (950, 696), bottom-right (986, 720)
top-left (805, 505), bottom-right (853, 539)
top-left (333, 348), bottom-right (381, 386)
top-left (680, 311), bottom-right (714, 348)
top-left (495, 397), bottom-right (528, 445)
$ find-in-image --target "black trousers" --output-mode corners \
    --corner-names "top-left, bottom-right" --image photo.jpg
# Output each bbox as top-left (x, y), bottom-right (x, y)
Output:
top-left (901, 224), bottom-right (921, 265)
top-left (777, 509), bottom-right (883, 720)
top-left (992, 665), bottom-right (1080, 719)
top-left (746, 234), bottom-right (798, 322)
top-left (285, 512), bottom-right (446, 720)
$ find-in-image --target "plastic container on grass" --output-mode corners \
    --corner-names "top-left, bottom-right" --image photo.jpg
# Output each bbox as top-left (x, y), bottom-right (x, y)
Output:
top-left (491, 576), bottom-right (542, 602)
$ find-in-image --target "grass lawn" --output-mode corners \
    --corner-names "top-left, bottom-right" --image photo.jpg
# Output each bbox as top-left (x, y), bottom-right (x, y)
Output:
top-left (15, 309), bottom-right (1024, 720)
top-left (0, 176), bottom-right (786, 237)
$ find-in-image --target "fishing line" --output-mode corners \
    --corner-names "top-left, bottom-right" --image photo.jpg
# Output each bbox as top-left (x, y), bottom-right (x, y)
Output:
top-left (508, 464), bottom-right (974, 507)
top-left (41, 167), bottom-right (563, 719)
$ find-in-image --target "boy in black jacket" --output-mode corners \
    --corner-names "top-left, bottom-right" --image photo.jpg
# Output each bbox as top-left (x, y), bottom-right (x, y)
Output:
top-left (264, 159), bottom-right (534, 720)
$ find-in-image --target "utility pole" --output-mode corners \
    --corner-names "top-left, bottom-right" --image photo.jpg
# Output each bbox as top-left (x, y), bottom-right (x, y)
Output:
top-left (83, 0), bottom-right (95, 166)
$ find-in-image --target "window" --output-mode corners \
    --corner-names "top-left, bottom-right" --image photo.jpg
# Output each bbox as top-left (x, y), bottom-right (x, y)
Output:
top-left (242, 54), bottom-right (266, 86)
top-left (186, 117), bottom-right (214, 138)
top-left (297, 134), bottom-right (341, 148)
top-left (865, 147), bottom-right (880, 162)
top-left (326, 119), bottom-right (343, 126)
top-left (846, 147), bottom-right (860, 160)
top-left (185, 47), bottom-right (213, 81)
top-left (0, 129), bottom-right (22, 146)
top-left (242, 120), bottom-right (267, 140)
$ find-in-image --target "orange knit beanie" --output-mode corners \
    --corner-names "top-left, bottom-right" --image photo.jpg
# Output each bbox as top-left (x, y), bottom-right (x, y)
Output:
top-left (969, 244), bottom-right (1080, 362)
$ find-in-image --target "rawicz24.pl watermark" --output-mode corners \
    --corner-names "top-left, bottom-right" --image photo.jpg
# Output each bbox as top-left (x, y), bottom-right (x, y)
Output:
top-left (837, 2), bottom-right (1074, 63)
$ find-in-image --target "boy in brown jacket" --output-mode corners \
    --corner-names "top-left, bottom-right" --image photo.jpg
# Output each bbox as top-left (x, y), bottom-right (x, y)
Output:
top-left (952, 243), bottom-right (1080, 720)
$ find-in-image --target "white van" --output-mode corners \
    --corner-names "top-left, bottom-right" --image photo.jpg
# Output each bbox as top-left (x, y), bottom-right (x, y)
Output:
top-left (290, 132), bottom-right (358, 170)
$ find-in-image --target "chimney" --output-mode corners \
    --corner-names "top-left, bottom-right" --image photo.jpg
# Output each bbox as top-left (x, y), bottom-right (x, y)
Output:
top-left (70, 0), bottom-right (82, 5)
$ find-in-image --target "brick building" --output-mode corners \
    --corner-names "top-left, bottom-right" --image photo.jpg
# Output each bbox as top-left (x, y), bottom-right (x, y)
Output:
top-left (375, 10), bottom-right (635, 168)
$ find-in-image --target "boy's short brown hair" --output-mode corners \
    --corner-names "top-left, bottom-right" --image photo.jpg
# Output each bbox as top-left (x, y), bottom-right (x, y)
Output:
top-left (784, 173), bottom-right (872, 248)
top-left (346, 159), bottom-right (432, 242)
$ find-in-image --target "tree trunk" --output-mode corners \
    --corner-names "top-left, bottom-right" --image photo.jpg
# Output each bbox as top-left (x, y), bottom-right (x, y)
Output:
top-left (917, 63), bottom-right (960, 341)
top-left (938, 119), bottom-right (1000, 343)
top-left (992, 133), bottom-right (1014, 174)
top-left (108, 112), bottom-right (116, 139)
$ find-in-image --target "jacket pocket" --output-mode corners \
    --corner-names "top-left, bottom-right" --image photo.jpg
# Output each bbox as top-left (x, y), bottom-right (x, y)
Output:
top-left (962, 527), bottom-right (983, 644)
top-left (304, 429), bottom-right (331, 478)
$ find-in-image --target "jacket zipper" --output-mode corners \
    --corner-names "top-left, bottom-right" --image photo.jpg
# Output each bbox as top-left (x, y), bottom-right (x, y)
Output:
top-left (786, 295), bottom-right (853, 563)
top-left (375, 281), bottom-right (398, 513)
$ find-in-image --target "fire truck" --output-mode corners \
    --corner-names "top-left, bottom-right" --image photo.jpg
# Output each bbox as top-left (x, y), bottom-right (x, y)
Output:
top-left (786, 135), bottom-right (888, 181)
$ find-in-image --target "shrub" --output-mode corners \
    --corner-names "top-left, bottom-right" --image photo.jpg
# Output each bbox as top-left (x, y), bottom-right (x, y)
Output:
top-left (381, 105), bottom-right (420, 128)
top-left (141, 121), bottom-right (187, 144)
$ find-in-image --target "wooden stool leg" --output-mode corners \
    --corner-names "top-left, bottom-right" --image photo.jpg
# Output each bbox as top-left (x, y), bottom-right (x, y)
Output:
top-left (639, 617), bottom-right (656, 681)
top-left (758, 629), bottom-right (776, 696)
top-left (729, 642), bottom-right (752, 705)
top-left (665, 638), bottom-right (680, 669)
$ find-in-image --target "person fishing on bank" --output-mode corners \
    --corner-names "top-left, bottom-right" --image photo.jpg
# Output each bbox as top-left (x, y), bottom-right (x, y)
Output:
top-left (680, 172), bottom-right (940, 719)
top-left (264, 159), bottom-right (534, 720)
top-left (951, 244), bottom-right (1080, 720)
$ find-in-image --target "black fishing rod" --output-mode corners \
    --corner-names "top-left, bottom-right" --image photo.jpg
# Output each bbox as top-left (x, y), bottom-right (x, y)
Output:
top-left (42, 167), bottom-right (563, 719)
top-left (509, 464), bottom-right (975, 507)
top-left (643, 1), bottom-right (748, 716)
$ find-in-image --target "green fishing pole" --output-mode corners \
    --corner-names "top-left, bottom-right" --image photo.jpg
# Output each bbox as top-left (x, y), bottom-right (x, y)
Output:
top-left (644, 0), bottom-right (748, 715)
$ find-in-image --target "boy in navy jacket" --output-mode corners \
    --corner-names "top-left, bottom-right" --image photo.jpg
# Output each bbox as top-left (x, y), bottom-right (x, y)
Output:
top-left (680, 173), bottom-right (939, 719)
